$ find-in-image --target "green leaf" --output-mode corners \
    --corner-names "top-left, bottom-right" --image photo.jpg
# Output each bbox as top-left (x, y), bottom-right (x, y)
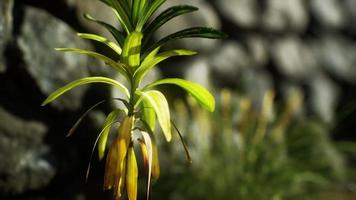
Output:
top-left (141, 98), bottom-right (156, 132)
top-left (141, 90), bottom-right (171, 142)
top-left (132, 0), bottom-right (147, 26)
top-left (42, 77), bottom-right (130, 106)
top-left (98, 109), bottom-right (123, 160)
top-left (143, 5), bottom-right (198, 47)
top-left (83, 14), bottom-right (125, 46)
top-left (55, 48), bottom-right (129, 79)
top-left (108, 0), bottom-right (133, 33)
top-left (68, 98), bottom-right (128, 137)
top-left (136, 0), bottom-right (166, 31)
top-left (144, 78), bottom-right (215, 112)
top-left (77, 33), bottom-right (122, 55)
top-left (121, 31), bottom-right (143, 68)
top-left (146, 27), bottom-right (227, 53)
top-left (134, 49), bottom-right (197, 87)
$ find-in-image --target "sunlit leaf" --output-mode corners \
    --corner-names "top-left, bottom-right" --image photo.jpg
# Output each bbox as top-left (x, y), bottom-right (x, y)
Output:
top-left (83, 14), bottom-right (125, 46)
top-left (134, 49), bottom-right (196, 87)
top-left (141, 98), bottom-right (156, 132)
top-left (55, 48), bottom-right (129, 78)
top-left (42, 77), bottom-right (130, 106)
top-left (136, 0), bottom-right (166, 31)
top-left (98, 109), bottom-right (123, 160)
top-left (126, 147), bottom-right (138, 200)
top-left (144, 78), bottom-right (215, 112)
top-left (121, 31), bottom-right (143, 68)
top-left (140, 90), bottom-right (171, 141)
top-left (77, 33), bottom-right (122, 55)
top-left (106, 0), bottom-right (133, 33)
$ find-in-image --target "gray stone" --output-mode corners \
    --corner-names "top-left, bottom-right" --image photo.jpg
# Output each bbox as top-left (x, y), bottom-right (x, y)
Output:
top-left (0, 0), bottom-right (13, 73)
top-left (18, 6), bottom-right (91, 110)
top-left (311, 0), bottom-right (346, 29)
top-left (314, 35), bottom-right (356, 83)
top-left (309, 74), bottom-right (339, 123)
top-left (210, 41), bottom-right (252, 84)
top-left (272, 37), bottom-right (319, 80)
top-left (344, 0), bottom-right (356, 31)
top-left (246, 35), bottom-right (269, 67)
top-left (65, 0), bottom-right (118, 41)
top-left (0, 107), bottom-right (55, 196)
top-left (262, 0), bottom-right (308, 32)
top-left (242, 69), bottom-right (273, 110)
top-left (216, 0), bottom-right (258, 28)
top-left (154, 0), bottom-right (221, 53)
top-left (184, 57), bottom-right (212, 89)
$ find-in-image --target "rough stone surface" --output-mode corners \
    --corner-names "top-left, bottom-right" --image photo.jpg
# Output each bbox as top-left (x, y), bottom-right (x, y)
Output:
top-left (155, 0), bottom-right (221, 52)
top-left (315, 35), bottom-right (356, 84)
top-left (310, 74), bottom-right (340, 123)
top-left (262, 0), bottom-right (308, 32)
top-left (0, 107), bottom-right (55, 197)
top-left (210, 41), bottom-right (252, 84)
top-left (0, 0), bottom-right (13, 73)
top-left (65, 0), bottom-right (118, 41)
top-left (311, 0), bottom-right (346, 29)
top-left (17, 6), bottom-right (91, 110)
top-left (184, 57), bottom-right (212, 89)
top-left (272, 37), bottom-right (319, 80)
top-left (216, 0), bottom-right (258, 28)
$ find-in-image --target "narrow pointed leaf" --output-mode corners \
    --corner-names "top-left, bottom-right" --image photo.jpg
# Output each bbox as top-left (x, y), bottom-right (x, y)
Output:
top-left (146, 27), bottom-right (227, 53)
top-left (141, 131), bottom-right (153, 200)
top-left (98, 109), bottom-right (123, 160)
top-left (100, 0), bottom-right (133, 33)
top-left (108, 0), bottom-right (133, 33)
top-left (68, 100), bottom-right (106, 137)
top-left (145, 78), bottom-right (215, 112)
top-left (87, 121), bottom-right (119, 181)
top-left (121, 31), bottom-right (143, 68)
top-left (77, 33), bottom-right (122, 55)
top-left (126, 147), bottom-right (138, 200)
top-left (172, 120), bottom-right (192, 163)
top-left (55, 48), bottom-right (129, 78)
top-left (68, 98), bottom-right (128, 137)
top-left (42, 77), bottom-right (130, 106)
top-left (132, 0), bottom-right (142, 25)
top-left (141, 90), bottom-right (171, 141)
top-left (84, 14), bottom-right (125, 46)
top-left (134, 49), bottom-right (196, 87)
top-left (143, 5), bottom-right (198, 46)
top-left (136, 0), bottom-right (166, 31)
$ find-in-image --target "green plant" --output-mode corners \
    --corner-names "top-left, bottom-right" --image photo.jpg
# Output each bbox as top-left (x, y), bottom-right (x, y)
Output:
top-left (154, 89), bottom-right (346, 200)
top-left (41, 0), bottom-right (225, 200)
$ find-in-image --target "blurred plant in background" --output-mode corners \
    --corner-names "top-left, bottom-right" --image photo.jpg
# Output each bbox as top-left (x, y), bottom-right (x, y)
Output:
top-left (151, 88), bottom-right (353, 200)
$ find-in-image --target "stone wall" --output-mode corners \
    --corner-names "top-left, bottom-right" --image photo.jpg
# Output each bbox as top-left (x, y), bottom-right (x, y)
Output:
top-left (0, 0), bottom-right (355, 199)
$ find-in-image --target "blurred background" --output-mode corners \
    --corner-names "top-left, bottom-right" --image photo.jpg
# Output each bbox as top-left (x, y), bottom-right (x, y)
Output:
top-left (1, 0), bottom-right (356, 199)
